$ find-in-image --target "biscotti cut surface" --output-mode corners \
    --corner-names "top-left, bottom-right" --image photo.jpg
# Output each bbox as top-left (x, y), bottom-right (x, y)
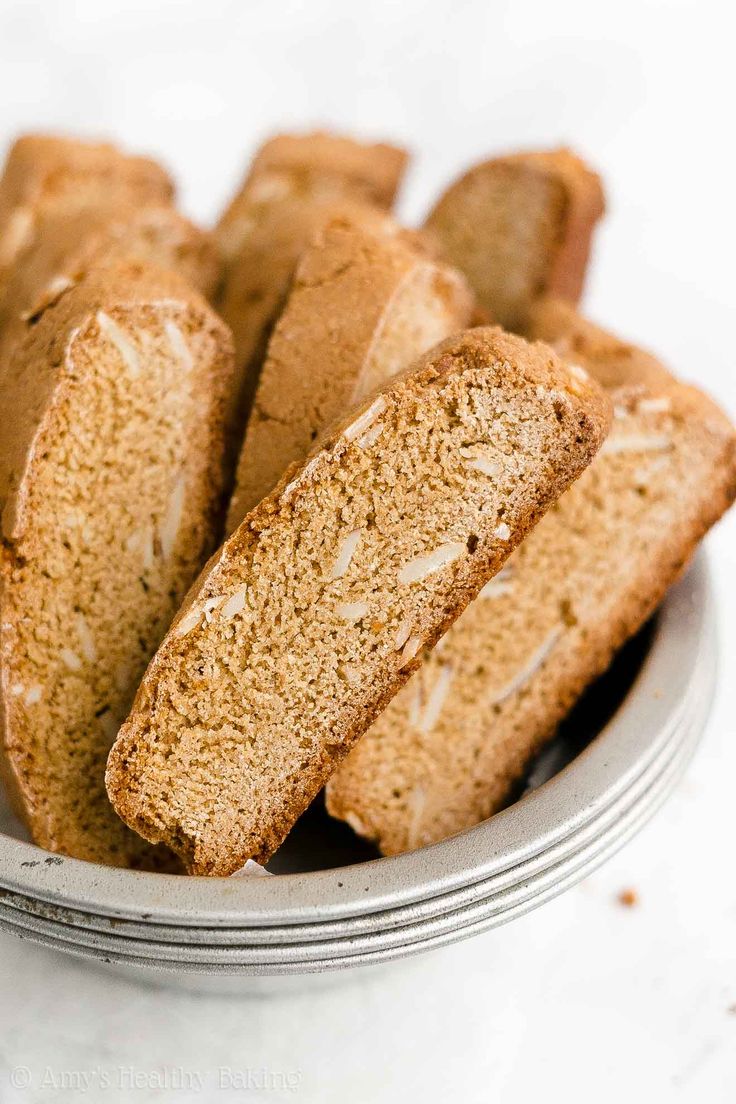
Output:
top-left (225, 215), bottom-right (474, 531)
top-left (216, 130), bottom-right (408, 262)
top-left (0, 203), bottom-right (222, 356)
top-left (106, 327), bottom-right (610, 875)
top-left (424, 148), bottom-right (604, 332)
top-left (0, 262), bottom-right (234, 867)
top-left (0, 134), bottom-right (173, 285)
top-left (326, 304), bottom-right (736, 855)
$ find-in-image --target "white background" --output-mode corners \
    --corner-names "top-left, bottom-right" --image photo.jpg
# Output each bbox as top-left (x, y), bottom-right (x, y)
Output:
top-left (0, 0), bottom-right (735, 1100)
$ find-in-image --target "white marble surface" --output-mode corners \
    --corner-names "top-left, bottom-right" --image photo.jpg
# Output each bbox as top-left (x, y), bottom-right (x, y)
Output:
top-left (0, 0), bottom-right (734, 1100)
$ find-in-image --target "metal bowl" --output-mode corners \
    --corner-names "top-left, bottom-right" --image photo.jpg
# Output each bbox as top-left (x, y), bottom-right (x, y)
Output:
top-left (0, 553), bottom-right (715, 989)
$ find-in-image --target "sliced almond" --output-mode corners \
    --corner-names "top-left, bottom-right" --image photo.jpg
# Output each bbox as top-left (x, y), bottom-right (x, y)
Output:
top-left (400, 634), bottom-right (423, 666)
top-left (75, 612), bottom-right (97, 663)
top-left (61, 648), bottom-right (82, 672)
top-left (344, 397), bottom-right (386, 443)
top-left (165, 319), bottom-right (194, 372)
top-left (175, 607), bottom-right (203, 636)
top-left (637, 396), bottom-right (671, 414)
top-left (24, 685), bottom-right (42, 706)
top-left (329, 529), bottom-right (362, 581)
top-left (356, 421), bottom-right (384, 450)
top-left (394, 615), bottom-right (414, 651)
top-left (406, 784), bottom-right (427, 850)
top-left (336, 600), bottom-right (369, 622)
top-left (602, 434), bottom-right (672, 454)
top-left (158, 474), bottom-right (186, 561)
top-left (488, 628), bottom-right (561, 706)
top-left (417, 664), bottom-right (453, 733)
top-left (96, 311), bottom-right (140, 377)
top-left (398, 541), bottom-right (465, 585)
top-left (221, 587), bottom-right (248, 620)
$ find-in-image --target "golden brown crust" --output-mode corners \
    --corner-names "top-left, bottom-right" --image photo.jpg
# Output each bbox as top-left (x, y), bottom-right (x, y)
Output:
top-left (327, 307), bottom-right (736, 855)
top-left (424, 147), bottom-right (605, 331)
top-left (216, 130), bottom-right (408, 260)
top-left (0, 134), bottom-right (174, 281)
top-left (225, 214), bottom-right (474, 530)
top-left (526, 297), bottom-right (671, 391)
top-left (106, 326), bottom-right (610, 875)
top-left (217, 199), bottom-right (397, 458)
top-left (507, 150), bottom-right (605, 304)
top-left (0, 203), bottom-right (222, 354)
top-left (0, 261), bottom-right (234, 866)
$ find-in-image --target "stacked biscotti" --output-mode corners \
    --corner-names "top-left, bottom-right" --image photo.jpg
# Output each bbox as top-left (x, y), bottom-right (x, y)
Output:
top-left (216, 132), bottom-right (409, 443)
top-left (0, 128), bottom-right (733, 875)
top-left (0, 135), bottom-right (235, 867)
top-left (226, 213), bottom-right (474, 530)
top-left (106, 328), bottom-right (609, 873)
top-left (0, 134), bottom-right (174, 301)
top-left (326, 301), bottom-right (736, 852)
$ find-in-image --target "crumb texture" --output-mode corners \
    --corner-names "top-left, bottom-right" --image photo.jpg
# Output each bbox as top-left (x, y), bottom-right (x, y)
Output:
top-left (106, 326), bottom-right (609, 875)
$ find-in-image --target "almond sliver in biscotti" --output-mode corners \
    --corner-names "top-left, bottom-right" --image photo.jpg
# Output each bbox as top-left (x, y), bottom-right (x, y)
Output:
top-left (325, 301), bottom-right (736, 856)
top-left (106, 327), bottom-right (610, 875)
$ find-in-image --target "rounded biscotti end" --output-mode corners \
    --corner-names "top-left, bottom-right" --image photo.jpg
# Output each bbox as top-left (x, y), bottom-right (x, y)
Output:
top-left (420, 324), bottom-right (612, 452)
top-left (424, 148), bottom-right (605, 331)
top-left (0, 132), bottom-right (174, 203)
top-left (249, 131), bottom-right (409, 210)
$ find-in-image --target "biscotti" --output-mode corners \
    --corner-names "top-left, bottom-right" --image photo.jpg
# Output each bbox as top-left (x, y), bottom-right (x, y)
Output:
top-left (105, 327), bottom-right (610, 875)
top-left (216, 130), bottom-right (408, 262)
top-left (0, 262), bottom-right (234, 867)
top-left (225, 215), bottom-right (474, 531)
top-left (218, 199), bottom-right (397, 450)
top-left (424, 148), bottom-right (604, 332)
top-left (0, 203), bottom-right (222, 355)
top-left (0, 134), bottom-right (173, 286)
top-left (326, 302), bottom-right (736, 855)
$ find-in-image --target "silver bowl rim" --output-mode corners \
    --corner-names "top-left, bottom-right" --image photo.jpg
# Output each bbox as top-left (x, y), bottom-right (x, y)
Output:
top-left (0, 653), bottom-right (710, 966)
top-left (0, 552), bottom-right (712, 931)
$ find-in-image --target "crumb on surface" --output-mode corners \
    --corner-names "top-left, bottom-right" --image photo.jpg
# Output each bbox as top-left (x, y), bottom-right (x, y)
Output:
top-left (617, 887), bottom-right (639, 908)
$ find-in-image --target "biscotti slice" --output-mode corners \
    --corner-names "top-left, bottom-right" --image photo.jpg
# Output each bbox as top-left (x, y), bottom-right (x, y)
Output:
top-left (105, 327), bottom-right (610, 875)
top-left (326, 304), bottom-right (736, 855)
top-left (0, 203), bottom-right (222, 355)
top-left (424, 148), bottom-right (604, 332)
top-left (0, 262), bottom-right (234, 867)
top-left (216, 130), bottom-right (408, 262)
top-left (225, 215), bottom-right (474, 531)
top-left (218, 199), bottom-right (397, 446)
top-left (523, 296), bottom-right (672, 391)
top-left (0, 134), bottom-right (173, 284)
